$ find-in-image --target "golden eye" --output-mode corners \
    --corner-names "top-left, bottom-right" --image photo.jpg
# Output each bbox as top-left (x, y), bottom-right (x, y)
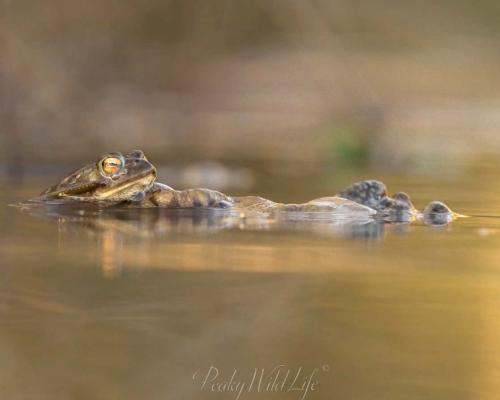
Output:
top-left (100, 156), bottom-right (123, 176)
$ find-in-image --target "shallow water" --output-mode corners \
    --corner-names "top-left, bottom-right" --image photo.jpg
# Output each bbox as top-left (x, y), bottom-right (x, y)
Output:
top-left (2, 164), bottom-right (500, 400)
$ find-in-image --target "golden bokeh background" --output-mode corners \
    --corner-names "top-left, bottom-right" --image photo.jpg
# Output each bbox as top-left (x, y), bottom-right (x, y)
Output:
top-left (3, 0), bottom-right (500, 180)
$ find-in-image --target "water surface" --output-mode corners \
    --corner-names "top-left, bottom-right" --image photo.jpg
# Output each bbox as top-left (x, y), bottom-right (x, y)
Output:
top-left (1, 165), bottom-right (500, 400)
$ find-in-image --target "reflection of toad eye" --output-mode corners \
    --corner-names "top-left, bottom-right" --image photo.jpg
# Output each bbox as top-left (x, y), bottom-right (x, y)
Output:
top-left (100, 157), bottom-right (123, 176)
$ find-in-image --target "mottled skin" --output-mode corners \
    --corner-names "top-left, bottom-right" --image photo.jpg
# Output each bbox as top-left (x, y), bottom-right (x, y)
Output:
top-left (339, 180), bottom-right (457, 224)
top-left (149, 191), bottom-right (375, 216)
top-left (338, 180), bottom-right (388, 210)
top-left (339, 180), bottom-right (418, 222)
top-left (147, 183), bottom-right (234, 209)
top-left (40, 150), bottom-right (157, 203)
top-left (39, 150), bottom-right (374, 216)
top-left (37, 150), bottom-right (458, 225)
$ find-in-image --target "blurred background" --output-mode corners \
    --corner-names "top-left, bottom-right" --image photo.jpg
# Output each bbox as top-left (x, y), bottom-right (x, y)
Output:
top-left (2, 0), bottom-right (500, 193)
top-left (5, 4), bottom-right (500, 400)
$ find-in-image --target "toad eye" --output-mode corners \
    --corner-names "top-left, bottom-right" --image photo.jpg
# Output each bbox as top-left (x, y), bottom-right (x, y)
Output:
top-left (99, 156), bottom-right (123, 176)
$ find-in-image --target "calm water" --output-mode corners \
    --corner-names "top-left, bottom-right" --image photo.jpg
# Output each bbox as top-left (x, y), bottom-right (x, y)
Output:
top-left (1, 164), bottom-right (500, 400)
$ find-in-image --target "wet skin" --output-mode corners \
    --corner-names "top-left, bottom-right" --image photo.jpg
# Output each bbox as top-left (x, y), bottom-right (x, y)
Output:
top-left (338, 180), bottom-right (458, 225)
top-left (40, 150), bottom-right (157, 204)
top-left (36, 150), bottom-right (459, 225)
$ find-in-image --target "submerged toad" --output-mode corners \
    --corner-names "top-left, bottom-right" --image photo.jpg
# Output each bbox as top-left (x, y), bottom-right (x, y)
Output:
top-left (36, 150), bottom-right (460, 225)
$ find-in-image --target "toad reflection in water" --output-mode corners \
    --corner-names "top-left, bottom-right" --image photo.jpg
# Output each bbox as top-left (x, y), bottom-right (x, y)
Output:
top-left (21, 198), bottom-right (422, 278)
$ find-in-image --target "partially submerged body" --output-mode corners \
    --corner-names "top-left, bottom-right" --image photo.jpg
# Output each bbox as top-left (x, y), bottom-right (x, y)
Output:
top-left (35, 150), bottom-right (460, 225)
